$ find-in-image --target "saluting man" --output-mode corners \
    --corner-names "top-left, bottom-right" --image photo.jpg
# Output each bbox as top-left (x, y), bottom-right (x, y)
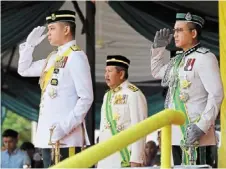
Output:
top-left (18, 10), bottom-right (93, 167)
top-left (150, 12), bottom-right (224, 165)
top-left (97, 55), bottom-right (148, 168)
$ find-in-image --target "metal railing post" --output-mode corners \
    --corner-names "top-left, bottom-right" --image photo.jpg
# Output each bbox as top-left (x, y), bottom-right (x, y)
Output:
top-left (161, 125), bottom-right (172, 169)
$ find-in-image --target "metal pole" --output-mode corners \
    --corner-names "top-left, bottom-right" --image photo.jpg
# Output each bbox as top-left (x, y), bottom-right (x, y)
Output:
top-left (161, 125), bottom-right (172, 169)
top-left (85, 1), bottom-right (96, 146)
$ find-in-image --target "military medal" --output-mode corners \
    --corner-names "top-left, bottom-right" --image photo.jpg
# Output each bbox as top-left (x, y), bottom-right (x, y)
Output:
top-left (62, 57), bottom-right (68, 68)
top-left (114, 94), bottom-right (123, 104)
top-left (51, 79), bottom-right (58, 86)
top-left (113, 112), bottom-right (120, 121)
top-left (184, 58), bottom-right (196, 71)
top-left (53, 68), bottom-right (59, 74)
top-left (179, 92), bottom-right (189, 102)
top-left (116, 124), bottom-right (124, 132)
top-left (181, 80), bottom-right (191, 89)
top-left (122, 94), bottom-right (128, 104)
top-left (48, 88), bottom-right (57, 99)
top-left (104, 121), bottom-right (111, 129)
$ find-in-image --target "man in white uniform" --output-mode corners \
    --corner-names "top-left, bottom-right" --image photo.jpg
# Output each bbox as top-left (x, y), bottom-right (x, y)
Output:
top-left (150, 12), bottom-right (223, 165)
top-left (97, 55), bottom-right (148, 168)
top-left (18, 10), bottom-right (93, 167)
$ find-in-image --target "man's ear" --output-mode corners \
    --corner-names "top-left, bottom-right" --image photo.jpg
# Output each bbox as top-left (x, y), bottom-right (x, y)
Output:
top-left (120, 71), bottom-right (125, 80)
top-left (64, 25), bottom-right (70, 36)
top-left (192, 29), bottom-right (198, 39)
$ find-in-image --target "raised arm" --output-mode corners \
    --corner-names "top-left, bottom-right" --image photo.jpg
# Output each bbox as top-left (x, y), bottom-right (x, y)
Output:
top-left (18, 26), bottom-right (47, 77)
top-left (150, 28), bottom-right (173, 79)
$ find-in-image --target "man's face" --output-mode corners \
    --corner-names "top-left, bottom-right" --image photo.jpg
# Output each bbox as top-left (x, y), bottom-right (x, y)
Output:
top-left (3, 137), bottom-right (17, 151)
top-left (47, 22), bottom-right (68, 46)
top-left (105, 66), bottom-right (123, 89)
top-left (173, 21), bottom-right (196, 49)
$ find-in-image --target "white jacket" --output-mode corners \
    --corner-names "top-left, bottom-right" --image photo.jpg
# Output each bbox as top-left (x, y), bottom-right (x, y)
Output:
top-left (18, 40), bottom-right (93, 148)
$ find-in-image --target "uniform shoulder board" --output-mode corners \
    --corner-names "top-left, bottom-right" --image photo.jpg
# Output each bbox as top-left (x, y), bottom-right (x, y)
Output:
top-left (70, 45), bottom-right (81, 51)
top-left (128, 84), bottom-right (139, 92)
top-left (196, 47), bottom-right (210, 54)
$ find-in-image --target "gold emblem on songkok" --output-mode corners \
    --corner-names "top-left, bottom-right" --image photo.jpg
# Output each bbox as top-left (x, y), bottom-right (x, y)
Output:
top-left (51, 13), bottom-right (56, 20)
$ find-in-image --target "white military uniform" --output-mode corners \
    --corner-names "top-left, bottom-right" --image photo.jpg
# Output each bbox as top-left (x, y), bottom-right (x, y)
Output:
top-left (150, 44), bottom-right (224, 146)
top-left (18, 40), bottom-right (93, 148)
top-left (97, 80), bottom-right (148, 167)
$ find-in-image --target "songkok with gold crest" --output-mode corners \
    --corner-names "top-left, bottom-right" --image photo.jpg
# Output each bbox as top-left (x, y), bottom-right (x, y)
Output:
top-left (176, 12), bottom-right (205, 28)
top-left (106, 55), bottom-right (130, 69)
top-left (46, 10), bottom-right (76, 24)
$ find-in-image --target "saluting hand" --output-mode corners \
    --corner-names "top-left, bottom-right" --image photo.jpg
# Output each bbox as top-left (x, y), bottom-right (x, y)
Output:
top-left (26, 26), bottom-right (47, 47)
top-left (153, 28), bottom-right (173, 48)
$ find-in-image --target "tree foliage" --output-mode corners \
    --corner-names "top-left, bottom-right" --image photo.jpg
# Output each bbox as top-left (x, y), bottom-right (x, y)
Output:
top-left (2, 110), bottom-right (31, 147)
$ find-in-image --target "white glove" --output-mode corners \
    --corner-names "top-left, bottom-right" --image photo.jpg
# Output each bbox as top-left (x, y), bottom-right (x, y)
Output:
top-left (51, 123), bottom-right (66, 143)
top-left (26, 26), bottom-right (47, 47)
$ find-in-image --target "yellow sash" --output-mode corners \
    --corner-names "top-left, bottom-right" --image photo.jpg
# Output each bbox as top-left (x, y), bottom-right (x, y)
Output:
top-left (39, 45), bottom-right (80, 94)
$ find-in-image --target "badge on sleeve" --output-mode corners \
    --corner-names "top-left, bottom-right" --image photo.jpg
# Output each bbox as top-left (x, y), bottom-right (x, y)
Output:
top-left (184, 58), bottom-right (196, 71)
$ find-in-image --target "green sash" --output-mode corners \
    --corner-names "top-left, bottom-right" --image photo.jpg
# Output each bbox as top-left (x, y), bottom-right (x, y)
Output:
top-left (105, 91), bottom-right (131, 167)
top-left (172, 55), bottom-right (198, 165)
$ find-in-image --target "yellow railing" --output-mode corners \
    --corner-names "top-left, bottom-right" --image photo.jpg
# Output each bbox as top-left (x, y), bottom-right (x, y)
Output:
top-left (51, 109), bottom-right (185, 168)
top-left (219, 1), bottom-right (226, 168)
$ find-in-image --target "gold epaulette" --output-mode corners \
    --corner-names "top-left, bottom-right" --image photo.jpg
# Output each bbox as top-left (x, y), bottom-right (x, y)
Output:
top-left (128, 84), bottom-right (139, 92)
top-left (70, 45), bottom-right (81, 51)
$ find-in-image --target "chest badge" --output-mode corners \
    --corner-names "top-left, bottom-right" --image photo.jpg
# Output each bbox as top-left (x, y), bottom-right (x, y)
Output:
top-left (114, 94), bottom-right (128, 104)
top-left (184, 58), bottom-right (196, 71)
top-left (113, 112), bottom-right (120, 121)
top-left (48, 88), bottom-right (57, 99)
top-left (181, 80), bottom-right (191, 89)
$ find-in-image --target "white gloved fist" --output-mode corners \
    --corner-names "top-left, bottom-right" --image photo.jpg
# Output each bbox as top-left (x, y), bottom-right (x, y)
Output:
top-left (26, 26), bottom-right (47, 47)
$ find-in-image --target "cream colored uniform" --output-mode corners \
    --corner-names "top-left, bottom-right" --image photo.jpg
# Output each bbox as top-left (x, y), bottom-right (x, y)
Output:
top-left (150, 45), bottom-right (224, 146)
top-left (18, 40), bottom-right (93, 148)
top-left (97, 80), bottom-right (148, 168)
